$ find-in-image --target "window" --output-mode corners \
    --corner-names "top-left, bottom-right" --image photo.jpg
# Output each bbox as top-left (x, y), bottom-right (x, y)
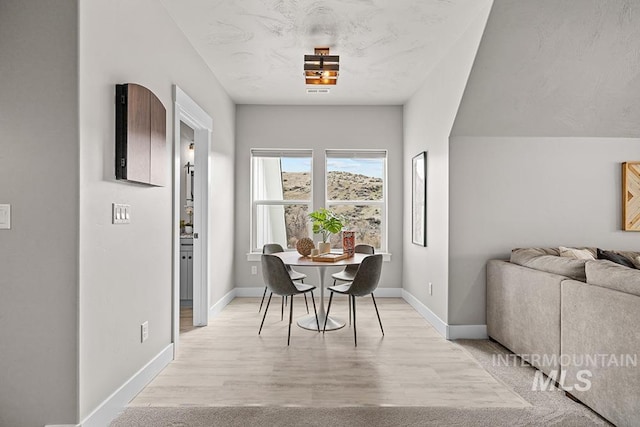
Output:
top-left (251, 150), bottom-right (312, 251)
top-left (325, 150), bottom-right (387, 252)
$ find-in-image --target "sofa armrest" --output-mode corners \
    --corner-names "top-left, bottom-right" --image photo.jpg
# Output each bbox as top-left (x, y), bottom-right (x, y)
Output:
top-left (487, 260), bottom-right (562, 375)
top-left (561, 279), bottom-right (640, 427)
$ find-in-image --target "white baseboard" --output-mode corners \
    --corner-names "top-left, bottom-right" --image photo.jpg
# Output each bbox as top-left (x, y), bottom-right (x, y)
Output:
top-left (209, 289), bottom-right (236, 319)
top-left (401, 289), bottom-right (448, 338)
top-left (234, 286), bottom-right (402, 298)
top-left (447, 324), bottom-right (488, 340)
top-left (401, 290), bottom-right (487, 340)
top-left (46, 425), bottom-right (80, 427)
top-left (80, 344), bottom-right (173, 427)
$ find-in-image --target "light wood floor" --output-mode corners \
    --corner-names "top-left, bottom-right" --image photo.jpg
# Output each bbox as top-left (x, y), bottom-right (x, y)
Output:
top-left (132, 297), bottom-right (528, 408)
top-left (180, 306), bottom-right (195, 334)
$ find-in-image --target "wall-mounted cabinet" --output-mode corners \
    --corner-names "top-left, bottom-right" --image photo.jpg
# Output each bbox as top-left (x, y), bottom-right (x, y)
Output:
top-left (115, 83), bottom-right (166, 186)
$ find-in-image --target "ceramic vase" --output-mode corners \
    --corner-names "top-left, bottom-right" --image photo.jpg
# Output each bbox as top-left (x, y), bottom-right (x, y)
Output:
top-left (318, 242), bottom-right (331, 254)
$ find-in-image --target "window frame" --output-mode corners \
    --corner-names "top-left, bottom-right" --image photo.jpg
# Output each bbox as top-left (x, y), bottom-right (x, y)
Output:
top-left (250, 149), bottom-right (314, 253)
top-left (324, 149), bottom-right (388, 253)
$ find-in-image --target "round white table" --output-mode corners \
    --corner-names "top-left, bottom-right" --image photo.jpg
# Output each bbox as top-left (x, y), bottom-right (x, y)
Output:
top-left (272, 251), bottom-right (371, 331)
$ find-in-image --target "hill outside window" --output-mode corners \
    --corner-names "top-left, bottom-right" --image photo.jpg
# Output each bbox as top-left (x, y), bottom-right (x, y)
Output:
top-left (325, 150), bottom-right (387, 252)
top-left (251, 149), bottom-right (313, 252)
top-left (250, 149), bottom-right (387, 253)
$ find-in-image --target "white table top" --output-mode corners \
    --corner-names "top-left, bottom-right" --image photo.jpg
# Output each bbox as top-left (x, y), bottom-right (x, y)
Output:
top-left (271, 251), bottom-right (369, 267)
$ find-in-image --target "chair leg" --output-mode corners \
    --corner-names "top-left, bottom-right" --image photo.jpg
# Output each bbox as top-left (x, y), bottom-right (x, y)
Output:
top-left (348, 295), bottom-right (352, 326)
top-left (310, 291), bottom-right (320, 332)
top-left (288, 295), bottom-right (294, 346)
top-left (323, 292), bottom-right (334, 333)
top-left (352, 295), bottom-right (357, 347)
top-left (259, 293), bottom-right (273, 335)
top-left (303, 293), bottom-right (309, 313)
top-left (281, 296), bottom-right (285, 321)
top-left (371, 294), bottom-right (384, 336)
top-left (259, 286), bottom-right (268, 312)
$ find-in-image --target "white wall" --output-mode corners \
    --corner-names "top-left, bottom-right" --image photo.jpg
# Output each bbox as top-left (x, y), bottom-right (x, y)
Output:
top-left (402, 3), bottom-right (493, 324)
top-left (235, 105), bottom-right (403, 289)
top-left (0, 1), bottom-right (79, 426)
top-left (449, 0), bottom-right (640, 326)
top-left (78, 0), bottom-right (235, 420)
top-left (449, 137), bottom-right (640, 325)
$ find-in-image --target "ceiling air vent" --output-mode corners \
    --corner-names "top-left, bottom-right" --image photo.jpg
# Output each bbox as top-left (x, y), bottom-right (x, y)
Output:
top-left (306, 88), bottom-right (330, 94)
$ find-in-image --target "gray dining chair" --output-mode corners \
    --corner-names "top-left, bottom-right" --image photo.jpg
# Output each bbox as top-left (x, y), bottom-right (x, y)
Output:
top-left (323, 254), bottom-right (384, 346)
top-left (331, 244), bottom-right (374, 325)
top-left (259, 254), bottom-right (320, 345)
top-left (259, 243), bottom-right (309, 317)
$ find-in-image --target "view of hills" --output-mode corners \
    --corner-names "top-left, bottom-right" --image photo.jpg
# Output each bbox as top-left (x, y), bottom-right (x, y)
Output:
top-left (281, 171), bottom-right (382, 249)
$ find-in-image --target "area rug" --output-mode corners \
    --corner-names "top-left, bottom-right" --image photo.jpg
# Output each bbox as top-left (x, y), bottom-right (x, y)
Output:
top-left (111, 339), bottom-right (610, 426)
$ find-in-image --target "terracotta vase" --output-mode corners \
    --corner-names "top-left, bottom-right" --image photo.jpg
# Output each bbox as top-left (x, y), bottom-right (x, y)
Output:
top-left (318, 242), bottom-right (331, 254)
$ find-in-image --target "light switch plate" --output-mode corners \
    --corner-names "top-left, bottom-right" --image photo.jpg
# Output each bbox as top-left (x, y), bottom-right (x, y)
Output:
top-left (112, 203), bottom-right (131, 224)
top-left (0, 204), bottom-right (10, 229)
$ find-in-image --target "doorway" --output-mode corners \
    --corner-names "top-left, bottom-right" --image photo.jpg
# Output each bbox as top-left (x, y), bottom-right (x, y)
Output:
top-left (172, 86), bottom-right (213, 353)
top-left (178, 122), bottom-right (196, 333)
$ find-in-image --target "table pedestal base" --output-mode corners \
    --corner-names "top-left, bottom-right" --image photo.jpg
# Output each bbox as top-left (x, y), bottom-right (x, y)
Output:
top-left (297, 314), bottom-right (345, 331)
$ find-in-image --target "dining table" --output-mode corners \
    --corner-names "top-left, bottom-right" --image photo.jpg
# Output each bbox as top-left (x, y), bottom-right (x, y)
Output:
top-left (271, 251), bottom-right (372, 331)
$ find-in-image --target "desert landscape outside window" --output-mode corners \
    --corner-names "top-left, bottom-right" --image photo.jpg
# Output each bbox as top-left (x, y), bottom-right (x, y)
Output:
top-left (251, 149), bottom-right (312, 251)
top-left (325, 150), bottom-right (387, 251)
top-left (251, 149), bottom-right (387, 252)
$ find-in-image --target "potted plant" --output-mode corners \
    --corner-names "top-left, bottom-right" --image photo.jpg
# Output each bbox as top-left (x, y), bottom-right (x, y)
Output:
top-left (309, 208), bottom-right (344, 254)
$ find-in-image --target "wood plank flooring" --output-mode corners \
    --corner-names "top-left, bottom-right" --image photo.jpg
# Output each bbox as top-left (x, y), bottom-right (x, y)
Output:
top-left (131, 297), bottom-right (528, 408)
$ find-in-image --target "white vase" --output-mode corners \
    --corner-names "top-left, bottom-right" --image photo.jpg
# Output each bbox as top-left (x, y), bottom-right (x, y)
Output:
top-left (184, 225), bottom-right (193, 234)
top-left (318, 242), bottom-right (331, 254)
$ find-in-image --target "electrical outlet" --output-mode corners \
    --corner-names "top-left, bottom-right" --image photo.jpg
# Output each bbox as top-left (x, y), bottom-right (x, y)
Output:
top-left (141, 321), bottom-right (149, 343)
top-left (429, 282), bottom-right (433, 296)
top-left (251, 266), bottom-right (257, 275)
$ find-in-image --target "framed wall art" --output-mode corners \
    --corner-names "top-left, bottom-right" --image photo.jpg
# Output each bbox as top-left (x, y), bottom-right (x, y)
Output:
top-left (622, 161), bottom-right (640, 231)
top-left (412, 151), bottom-right (427, 246)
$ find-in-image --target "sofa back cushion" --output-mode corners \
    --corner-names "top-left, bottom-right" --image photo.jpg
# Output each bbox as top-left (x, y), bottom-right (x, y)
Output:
top-left (586, 260), bottom-right (640, 297)
top-left (510, 247), bottom-right (587, 281)
top-left (609, 249), bottom-right (640, 269)
top-left (597, 248), bottom-right (638, 269)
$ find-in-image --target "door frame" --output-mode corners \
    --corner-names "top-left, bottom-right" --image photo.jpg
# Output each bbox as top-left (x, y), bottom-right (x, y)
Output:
top-left (172, 85), bottom-right (212, 353)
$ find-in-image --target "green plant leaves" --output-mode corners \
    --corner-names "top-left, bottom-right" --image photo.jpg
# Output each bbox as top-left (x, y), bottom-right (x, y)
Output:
top-left (308, 208), bottom-right (344, 243)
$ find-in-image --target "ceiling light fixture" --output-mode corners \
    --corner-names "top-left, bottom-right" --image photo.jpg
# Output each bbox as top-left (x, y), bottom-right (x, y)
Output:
top-left (304, 47), bottom-right (339, 86)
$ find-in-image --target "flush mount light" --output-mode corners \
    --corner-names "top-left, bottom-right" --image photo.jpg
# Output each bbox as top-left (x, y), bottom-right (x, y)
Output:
top-left (304, 47), bottom-right (339, 85)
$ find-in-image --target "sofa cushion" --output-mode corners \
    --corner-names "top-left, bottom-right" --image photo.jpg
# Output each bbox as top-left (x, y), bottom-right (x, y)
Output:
top-left (511, 248), bottom-right (587, 281)
top-left (586, 259), bottom-right (640, 297)
top-left (559, 246), bottom-right (596, 260)
top-left (612, 250), bottom-right (640, 269)
top-left (597, 248), bottom-right (637, 269)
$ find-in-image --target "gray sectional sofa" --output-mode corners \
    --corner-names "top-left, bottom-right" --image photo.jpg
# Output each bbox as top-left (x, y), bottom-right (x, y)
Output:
top-left (487, 247), bottom-right (640, 427)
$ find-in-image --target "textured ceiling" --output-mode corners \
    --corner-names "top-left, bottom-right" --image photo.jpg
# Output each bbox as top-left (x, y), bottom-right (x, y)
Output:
top-left (161, 0), bottom-right (489, 105)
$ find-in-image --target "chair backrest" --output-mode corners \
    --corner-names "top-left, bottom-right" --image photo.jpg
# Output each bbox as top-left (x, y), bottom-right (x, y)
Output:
top-left (263, 243), bottom-right (294, 273)
top-left (343, 244), bottom-right (375, 274)
top-left (355, 244), bottom-right (375, 255)
top-left (263, 243), bottom-right (285, 254)
top-left (348, 254), bottom-right (383, 297)
top-left (261, 254), bottom-right (298, 296)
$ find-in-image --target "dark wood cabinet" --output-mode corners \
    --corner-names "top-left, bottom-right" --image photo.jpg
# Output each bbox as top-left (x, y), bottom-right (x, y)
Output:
top-left (116, 84), bottom-right (166, 186)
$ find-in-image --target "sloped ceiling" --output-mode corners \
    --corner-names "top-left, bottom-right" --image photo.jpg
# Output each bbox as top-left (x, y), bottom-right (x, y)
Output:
top-left (161, 0), bottom-right (491, 105)
top-left (452, 0), bottom-right (640, 137)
